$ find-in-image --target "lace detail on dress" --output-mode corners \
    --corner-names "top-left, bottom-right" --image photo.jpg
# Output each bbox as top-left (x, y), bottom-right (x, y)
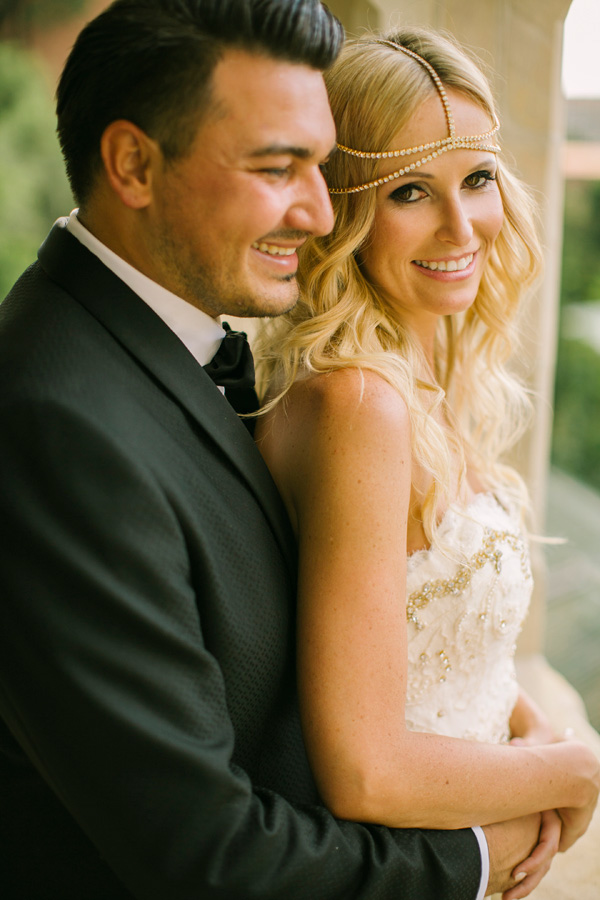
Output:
top-left (405, 493), bottom-right (532, 744)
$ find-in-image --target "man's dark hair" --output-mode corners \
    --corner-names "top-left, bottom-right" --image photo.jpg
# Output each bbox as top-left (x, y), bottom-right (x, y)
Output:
top-left (56, 0), bottom-right (343, 204)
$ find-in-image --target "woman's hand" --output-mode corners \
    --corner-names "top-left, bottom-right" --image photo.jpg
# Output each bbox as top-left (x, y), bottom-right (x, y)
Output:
top-left (556, 794), bottom-right (599, 851)
top-left (529, 739), bottom-right (600, 851)
top-left (500, 809), bottom-right (561, 900)
top-left (510, 691), bottom-right (599, 851)
top-left (510, 728), bottom-right (555, 748)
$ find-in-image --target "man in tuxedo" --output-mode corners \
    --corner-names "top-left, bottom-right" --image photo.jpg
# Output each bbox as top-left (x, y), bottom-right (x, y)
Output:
top-left (0, 1), bottom-right (556, 897)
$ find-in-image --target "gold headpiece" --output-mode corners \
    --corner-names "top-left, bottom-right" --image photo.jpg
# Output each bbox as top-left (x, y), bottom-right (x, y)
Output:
top-left (330, 40), bottom-right (500, 195)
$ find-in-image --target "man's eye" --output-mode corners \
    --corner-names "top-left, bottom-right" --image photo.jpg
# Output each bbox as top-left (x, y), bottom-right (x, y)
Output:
top-left (260, 167), bottom-right (290, 178)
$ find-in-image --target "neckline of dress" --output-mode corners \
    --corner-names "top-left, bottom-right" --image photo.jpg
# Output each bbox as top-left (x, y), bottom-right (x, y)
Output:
top-left (407, 491), bottom-right (505, 562)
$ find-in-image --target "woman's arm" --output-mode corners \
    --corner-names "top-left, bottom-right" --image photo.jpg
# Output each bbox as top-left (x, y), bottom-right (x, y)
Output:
top-left (510, 688), bottom-right (557, 746)
top-left (260, 369), bottom-right (599, 835)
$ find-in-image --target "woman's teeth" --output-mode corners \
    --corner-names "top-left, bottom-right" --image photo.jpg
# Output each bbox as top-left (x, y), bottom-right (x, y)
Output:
top-left (414, 253), bottom-right (474, 272)
top-left (252, 242), bottom-right (296, 256)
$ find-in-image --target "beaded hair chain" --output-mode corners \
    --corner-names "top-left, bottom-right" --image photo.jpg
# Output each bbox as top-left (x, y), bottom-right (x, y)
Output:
top-left (330, 39), bottom-right (500, 195)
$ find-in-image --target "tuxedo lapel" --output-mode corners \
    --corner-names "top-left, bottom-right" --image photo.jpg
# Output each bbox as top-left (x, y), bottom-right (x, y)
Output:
top-left (38, 224), bottom-right (296, 573)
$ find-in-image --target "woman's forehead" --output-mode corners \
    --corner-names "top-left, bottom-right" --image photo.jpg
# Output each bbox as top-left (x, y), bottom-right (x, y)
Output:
top-left (388, 89), bottom-right (495, 155)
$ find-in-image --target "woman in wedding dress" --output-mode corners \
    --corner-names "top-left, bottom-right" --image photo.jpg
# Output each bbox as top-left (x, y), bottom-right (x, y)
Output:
top-left (254, 27), bottom-right (600, 899)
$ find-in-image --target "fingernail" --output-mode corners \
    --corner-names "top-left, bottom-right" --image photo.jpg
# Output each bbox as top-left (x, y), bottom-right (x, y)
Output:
top-left (515, 872), bottom-right (527, 882)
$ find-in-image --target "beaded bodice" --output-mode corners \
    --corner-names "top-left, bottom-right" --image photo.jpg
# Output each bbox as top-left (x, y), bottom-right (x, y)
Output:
top-left (405, 493), bottom-right (532, 744)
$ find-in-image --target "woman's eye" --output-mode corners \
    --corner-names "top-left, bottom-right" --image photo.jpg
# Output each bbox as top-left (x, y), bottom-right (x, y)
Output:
top-left (389, 183), bottom-right (426, 203)
top-left (464, 170), bottom-right (496, 189)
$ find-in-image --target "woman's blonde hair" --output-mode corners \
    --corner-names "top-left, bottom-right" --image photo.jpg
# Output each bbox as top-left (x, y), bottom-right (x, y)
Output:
top-left (255, 26), bottom-right (542, 545)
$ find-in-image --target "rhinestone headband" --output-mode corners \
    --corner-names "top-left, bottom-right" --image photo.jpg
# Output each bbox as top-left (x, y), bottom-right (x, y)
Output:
top-left (330, 39), bottom-right (500, 195)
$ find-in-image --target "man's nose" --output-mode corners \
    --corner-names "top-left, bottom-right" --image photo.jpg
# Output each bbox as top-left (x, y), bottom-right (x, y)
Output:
top-left (285, 167), bottom-right (335, 238)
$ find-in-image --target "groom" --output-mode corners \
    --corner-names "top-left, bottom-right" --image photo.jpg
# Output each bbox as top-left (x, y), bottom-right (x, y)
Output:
top-left (0, 1), bottom-right (552, 898)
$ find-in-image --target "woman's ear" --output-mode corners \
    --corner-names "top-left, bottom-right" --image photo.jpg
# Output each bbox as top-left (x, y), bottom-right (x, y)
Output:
top-left (99, 120), bottom-right (159, 209)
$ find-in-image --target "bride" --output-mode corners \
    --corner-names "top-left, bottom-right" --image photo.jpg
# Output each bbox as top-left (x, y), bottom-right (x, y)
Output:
top-left (254, 27), bottom-right (600, 898)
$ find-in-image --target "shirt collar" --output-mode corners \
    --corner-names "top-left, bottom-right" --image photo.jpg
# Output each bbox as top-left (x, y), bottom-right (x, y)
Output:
top-left (60, 210), bottom-right (225, 367)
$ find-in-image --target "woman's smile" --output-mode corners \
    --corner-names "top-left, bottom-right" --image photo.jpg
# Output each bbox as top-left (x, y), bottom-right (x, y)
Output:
top-left (412, 251), bottom-right (477, 279)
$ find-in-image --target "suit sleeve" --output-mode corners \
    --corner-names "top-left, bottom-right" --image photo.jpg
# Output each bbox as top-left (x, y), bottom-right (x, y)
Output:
top-left (0, 399), bottom-right (482, 900)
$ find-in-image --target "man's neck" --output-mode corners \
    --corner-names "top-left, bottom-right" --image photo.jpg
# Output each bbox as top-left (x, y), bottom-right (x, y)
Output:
top-left (64, 210), bottom-right (225, 367)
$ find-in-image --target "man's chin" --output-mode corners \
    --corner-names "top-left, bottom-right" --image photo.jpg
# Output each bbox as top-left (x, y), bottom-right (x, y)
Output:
top-left (241, 297), bottom-right (299, 319)
top-left (234, 281), bottom-right (299, 319)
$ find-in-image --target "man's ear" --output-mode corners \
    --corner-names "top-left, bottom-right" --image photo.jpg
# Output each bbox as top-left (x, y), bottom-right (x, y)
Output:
top-left (99, 120), bottom-right (159, 209)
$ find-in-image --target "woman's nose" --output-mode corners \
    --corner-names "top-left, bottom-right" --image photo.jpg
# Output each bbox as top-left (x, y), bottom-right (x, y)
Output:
top-left (435, 195), bottom-right (474, 246)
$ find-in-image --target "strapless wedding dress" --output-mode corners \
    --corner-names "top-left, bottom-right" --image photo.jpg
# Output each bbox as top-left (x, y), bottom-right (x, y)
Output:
top-left (405, 492), bottom-right (531, 743)
top-left (404, 493), bottom-right (600, 898)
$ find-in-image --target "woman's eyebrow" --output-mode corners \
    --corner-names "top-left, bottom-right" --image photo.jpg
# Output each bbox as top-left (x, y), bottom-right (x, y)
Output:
top-left (392, 156), bottom-right (498, 180)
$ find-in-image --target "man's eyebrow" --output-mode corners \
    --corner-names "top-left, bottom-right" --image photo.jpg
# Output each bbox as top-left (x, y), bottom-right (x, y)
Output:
top-left (248, 143), bottom-right (338, 160)
top-left (248, 144), bottom-right (312, 159)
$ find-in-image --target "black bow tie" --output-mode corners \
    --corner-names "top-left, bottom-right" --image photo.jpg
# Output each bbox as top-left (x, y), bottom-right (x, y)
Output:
top-left (203, 323), bottom-right (259, 424)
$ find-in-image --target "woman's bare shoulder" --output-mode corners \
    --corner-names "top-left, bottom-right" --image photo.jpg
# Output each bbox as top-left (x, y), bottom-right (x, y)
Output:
top-left (290, 367), bottom-right (411, 433)
top-left (256, 368), bottom-right (413, 534)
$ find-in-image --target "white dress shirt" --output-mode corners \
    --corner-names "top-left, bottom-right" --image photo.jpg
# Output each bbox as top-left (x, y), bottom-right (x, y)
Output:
top-left (473, 825), bottom-right (489, 900)
top-left (59, 210), bottom-right (489, 900)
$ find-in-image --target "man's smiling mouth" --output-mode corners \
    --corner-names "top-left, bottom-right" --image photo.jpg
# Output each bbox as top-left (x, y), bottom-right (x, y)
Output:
top-left (252, 242), bottom-right (297, 256)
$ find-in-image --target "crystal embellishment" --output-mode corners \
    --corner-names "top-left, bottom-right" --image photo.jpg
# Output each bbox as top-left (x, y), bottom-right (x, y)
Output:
top-left (407, 527), bottom-right (529, 629)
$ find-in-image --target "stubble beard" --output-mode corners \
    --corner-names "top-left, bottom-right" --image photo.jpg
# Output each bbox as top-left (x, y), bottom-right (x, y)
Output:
top-left (179, 262), bottom-right (301, 320)
top-left (152, 228), bottom-right (302, 319)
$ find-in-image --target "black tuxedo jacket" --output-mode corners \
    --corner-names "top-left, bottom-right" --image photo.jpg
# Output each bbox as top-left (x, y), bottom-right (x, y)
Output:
top-left (0, 225), bottom-right (481, 899)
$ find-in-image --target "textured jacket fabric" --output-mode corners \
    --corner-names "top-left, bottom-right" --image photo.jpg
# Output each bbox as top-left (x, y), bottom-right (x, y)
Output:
top-left (0, 224), bottom-right (481, 899)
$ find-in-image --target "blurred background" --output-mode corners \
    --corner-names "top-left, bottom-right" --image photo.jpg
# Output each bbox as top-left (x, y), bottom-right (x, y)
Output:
top-left (0, 0), bottom-right (94, 293)
top-left (1, 0), bottom-right (599, 729)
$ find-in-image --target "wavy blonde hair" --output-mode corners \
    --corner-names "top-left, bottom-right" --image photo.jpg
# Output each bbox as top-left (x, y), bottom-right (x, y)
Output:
top-left (255, 26), bottom-right (542, 546)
